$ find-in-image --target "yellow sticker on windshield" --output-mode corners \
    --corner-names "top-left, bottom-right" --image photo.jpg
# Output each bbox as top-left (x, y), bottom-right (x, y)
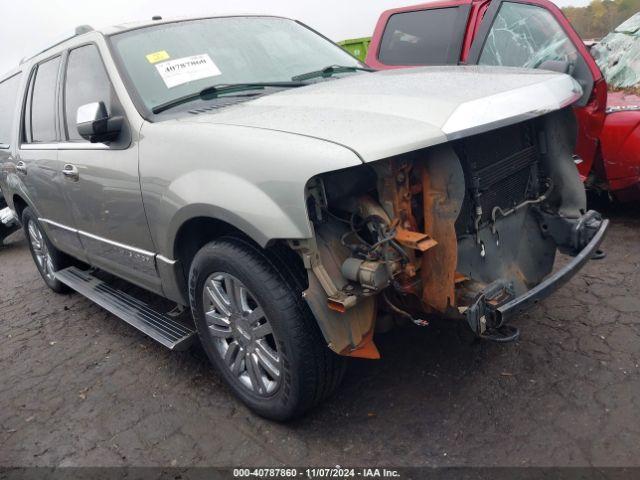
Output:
top-left (146, 50), bottom-right (170, 64)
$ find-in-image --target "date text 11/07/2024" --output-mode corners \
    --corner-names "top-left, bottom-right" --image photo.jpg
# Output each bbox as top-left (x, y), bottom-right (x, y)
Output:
top-left (233, 467), bottom-right (402, 478)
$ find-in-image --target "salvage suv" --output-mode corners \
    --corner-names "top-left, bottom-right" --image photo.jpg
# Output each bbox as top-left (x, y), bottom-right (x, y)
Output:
top-left (0, 15), bottom-right (608, 420)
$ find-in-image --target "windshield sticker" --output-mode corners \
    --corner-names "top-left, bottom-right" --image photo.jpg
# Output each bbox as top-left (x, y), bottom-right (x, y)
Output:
top-left (146, 50), bottom-right (171, 64)
top-left (155, 54), bottom-right (221, 88)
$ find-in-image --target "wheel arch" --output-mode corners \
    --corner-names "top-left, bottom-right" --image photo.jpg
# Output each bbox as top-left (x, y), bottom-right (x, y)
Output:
top-left (168, 211), bottom-right (309, 304)
top-left (11, 194), bottom-right (29, 223)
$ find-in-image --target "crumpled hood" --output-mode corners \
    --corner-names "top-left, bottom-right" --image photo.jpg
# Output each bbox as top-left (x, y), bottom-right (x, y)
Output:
top-left (180, 65), bottom-right (582, 162)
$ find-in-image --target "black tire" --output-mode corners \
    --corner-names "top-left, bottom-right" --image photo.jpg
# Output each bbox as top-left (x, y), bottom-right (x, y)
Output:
top-left (189, 237), bottom-right (346, 421)
top-left (22, 207), bottom-right (70, 293)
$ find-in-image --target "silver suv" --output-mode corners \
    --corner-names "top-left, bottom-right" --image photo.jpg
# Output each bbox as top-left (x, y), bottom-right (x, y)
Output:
top-left (0, 16), bottom-right (608, 420)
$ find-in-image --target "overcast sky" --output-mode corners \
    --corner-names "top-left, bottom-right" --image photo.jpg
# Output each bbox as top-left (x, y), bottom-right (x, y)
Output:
top-left (2, 0), bottom-right (590, 76)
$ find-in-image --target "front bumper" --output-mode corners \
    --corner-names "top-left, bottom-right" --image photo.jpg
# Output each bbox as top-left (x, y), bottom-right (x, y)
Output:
top-left (466, 217), bottom-right (609, 335)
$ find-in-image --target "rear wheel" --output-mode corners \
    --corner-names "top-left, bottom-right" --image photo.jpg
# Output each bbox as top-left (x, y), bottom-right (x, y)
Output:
top-left (22, 207), bottom-right (70, 293)
top-left (189, 237), bottom-right (346, 421)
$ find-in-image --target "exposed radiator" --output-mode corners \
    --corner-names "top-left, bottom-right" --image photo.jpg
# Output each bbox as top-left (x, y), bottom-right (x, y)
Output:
top-left (454, 121), bottom-right (540, 235)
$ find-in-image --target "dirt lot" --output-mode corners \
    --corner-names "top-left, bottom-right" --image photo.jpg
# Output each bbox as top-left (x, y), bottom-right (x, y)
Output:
top-left (1, 205), bottom-right (639, 468)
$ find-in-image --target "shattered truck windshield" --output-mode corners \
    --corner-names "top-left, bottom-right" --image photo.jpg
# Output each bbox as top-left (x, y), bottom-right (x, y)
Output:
top-left (478, 2), bottom-right (579, 70)
top-left (591, 12), bottom-right (640, 90)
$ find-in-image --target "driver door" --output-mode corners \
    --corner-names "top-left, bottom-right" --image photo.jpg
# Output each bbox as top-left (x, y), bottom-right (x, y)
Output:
top-left (466, 0), bottom-right (607, 179)
top-left (57, 43), bottom-right (161, 293)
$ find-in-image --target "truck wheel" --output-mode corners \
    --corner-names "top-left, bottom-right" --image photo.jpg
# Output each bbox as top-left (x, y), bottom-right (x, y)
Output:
top-left (189, 238), bottom-right (346, 421)
top-left (22, 207), bottom-right (70, 293)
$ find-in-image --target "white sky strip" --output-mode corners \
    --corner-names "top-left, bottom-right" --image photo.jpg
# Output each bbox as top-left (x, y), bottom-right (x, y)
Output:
top-left (1, 0), bottom-right (589, 76)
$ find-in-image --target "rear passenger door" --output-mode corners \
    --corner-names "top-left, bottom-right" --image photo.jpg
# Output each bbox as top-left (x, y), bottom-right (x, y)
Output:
top-left (58, 44), bottom-right (160, 292)
top-left (16, 56), bottom-right (86, 259)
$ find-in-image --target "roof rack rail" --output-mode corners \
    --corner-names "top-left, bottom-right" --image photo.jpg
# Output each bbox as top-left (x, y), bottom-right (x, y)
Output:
top-left (19, 25), bottom-right (95, 65)
top-left (75, 25), bottom-right (94, 35)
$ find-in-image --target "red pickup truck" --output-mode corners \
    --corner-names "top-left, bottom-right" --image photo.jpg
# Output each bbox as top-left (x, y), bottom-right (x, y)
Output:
top-left (366, 0), bottom-right (640, 201)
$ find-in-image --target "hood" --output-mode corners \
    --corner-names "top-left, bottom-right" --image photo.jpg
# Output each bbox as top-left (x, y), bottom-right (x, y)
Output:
top-left (179, 65), bottom-right (582, 162)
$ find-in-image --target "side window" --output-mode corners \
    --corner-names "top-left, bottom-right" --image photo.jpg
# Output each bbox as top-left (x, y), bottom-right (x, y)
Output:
top-left (64, 45), bottom-right (113, 142)
top-left (0, 73), bottom-right (22, 148)
top-left (27, 57), bottom-right (61, 143)
top-left (478, 2), bottom-right (579, 69)
top-left (378, 8), bottom-right (465, 66)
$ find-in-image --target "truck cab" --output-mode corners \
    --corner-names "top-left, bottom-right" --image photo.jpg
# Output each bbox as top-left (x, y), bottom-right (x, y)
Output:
top-left (366, 0), bottom-right (640, 201)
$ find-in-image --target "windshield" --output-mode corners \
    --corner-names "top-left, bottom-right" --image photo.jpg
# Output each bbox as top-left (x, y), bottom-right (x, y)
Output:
top-left (478, 2), bottom-right (580, 70)
top-left (109, 16), bottom-right (362, 113)
top-left (591, 13), bottom-right (640, 90)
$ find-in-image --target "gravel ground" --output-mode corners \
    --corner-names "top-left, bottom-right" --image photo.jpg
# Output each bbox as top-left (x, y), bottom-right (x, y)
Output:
top-left (1, 204), bottom-right (639, 468)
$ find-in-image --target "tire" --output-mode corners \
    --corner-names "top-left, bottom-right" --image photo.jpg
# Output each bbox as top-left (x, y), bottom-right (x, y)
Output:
top-left (189, 237), bottom-right (346, 421)
top-left (22, 207), bottom-right (70, 293)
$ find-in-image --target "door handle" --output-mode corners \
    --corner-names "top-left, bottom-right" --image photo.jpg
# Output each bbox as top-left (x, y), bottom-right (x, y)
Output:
top-left (16, 161), bottom-right (27, 175)
top-left (62, 164), bottom-right (80, 181)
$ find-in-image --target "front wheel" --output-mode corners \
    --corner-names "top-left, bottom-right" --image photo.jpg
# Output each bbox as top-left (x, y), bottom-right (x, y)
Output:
top-left (189, 238), bottom-right (346, 421)
top-left (22, 207), bottom-right (70, 293)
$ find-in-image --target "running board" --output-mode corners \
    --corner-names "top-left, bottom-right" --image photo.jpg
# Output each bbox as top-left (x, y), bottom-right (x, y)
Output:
top-left (55, 267), bottom-right (196, 351)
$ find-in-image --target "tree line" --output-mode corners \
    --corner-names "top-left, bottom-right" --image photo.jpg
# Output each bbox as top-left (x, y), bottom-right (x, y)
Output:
top-left (562, 0), bottom-right (640, 39)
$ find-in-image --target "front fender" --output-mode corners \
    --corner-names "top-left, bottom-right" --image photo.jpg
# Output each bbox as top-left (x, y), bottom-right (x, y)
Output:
top-left (139, 121), bottom-right (363, 257)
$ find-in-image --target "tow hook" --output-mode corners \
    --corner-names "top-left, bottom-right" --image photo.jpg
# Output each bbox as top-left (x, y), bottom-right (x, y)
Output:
top-left (465, 280), bottom-right (520, 342)
top-left (480, 325), bottom-right (521, 343)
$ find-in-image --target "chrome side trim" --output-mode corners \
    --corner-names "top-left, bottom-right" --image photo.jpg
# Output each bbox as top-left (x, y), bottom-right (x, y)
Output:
top-left (38, 217), bottom-right (156, 258)
top-left (59, 142), bottom-right (110, 151)
top-left (607, 105), bottom-right (640, 114)
top-left (157, 255), bottom-right (178, 266)
top-left (20, 142), bottom-right (110, 151)
top-left (39, 218), bottom-right (77, 232)
top-left (21, 143), bottom-right (59, 151)
top-left (78, 230), bottom-right (155, 257)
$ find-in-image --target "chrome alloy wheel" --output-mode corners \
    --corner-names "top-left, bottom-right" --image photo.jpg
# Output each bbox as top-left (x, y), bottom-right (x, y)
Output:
top-left (27, 219), bottom-right (55, 283)
top-left (203, 272), bottom-right (282, 396)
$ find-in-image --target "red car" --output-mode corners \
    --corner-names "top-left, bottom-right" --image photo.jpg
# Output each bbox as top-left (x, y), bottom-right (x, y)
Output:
top-left (366, 0), bottom-right (640, 201)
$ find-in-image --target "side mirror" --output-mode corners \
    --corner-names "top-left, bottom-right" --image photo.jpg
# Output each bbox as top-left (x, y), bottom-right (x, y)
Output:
top-left (76, 101), bottom-right (123, 143)
top-left (538, 60), bottom-right (572, 75)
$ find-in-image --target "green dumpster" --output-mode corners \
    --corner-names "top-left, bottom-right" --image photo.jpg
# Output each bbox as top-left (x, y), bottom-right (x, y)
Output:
top-left (338, 37), bottom-right (372, 62)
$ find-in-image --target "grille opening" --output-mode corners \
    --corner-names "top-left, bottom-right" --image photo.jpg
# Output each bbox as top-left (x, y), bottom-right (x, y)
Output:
top-left (453, 120), bottom-right (542, 235)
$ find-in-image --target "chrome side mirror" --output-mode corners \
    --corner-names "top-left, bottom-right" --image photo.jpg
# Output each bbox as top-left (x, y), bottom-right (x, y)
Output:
top-left (76, 101), bottom-right (123, 143)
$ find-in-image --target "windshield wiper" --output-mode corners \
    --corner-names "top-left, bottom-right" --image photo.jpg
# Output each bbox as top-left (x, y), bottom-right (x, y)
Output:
top-left (291, 65), bottom-right (375, 82)
top-left (152, 82), bottom-right (307, 114)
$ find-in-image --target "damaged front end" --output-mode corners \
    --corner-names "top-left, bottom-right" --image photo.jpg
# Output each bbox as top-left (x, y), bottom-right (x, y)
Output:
top-left (293, 107), bottom-right (608, 357)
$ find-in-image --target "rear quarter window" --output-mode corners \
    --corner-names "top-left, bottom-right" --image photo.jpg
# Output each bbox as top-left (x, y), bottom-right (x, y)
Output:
top-left (378, 8), bottom-right (466, 66)
top-left (0, 73), bottom-right (22, 148)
